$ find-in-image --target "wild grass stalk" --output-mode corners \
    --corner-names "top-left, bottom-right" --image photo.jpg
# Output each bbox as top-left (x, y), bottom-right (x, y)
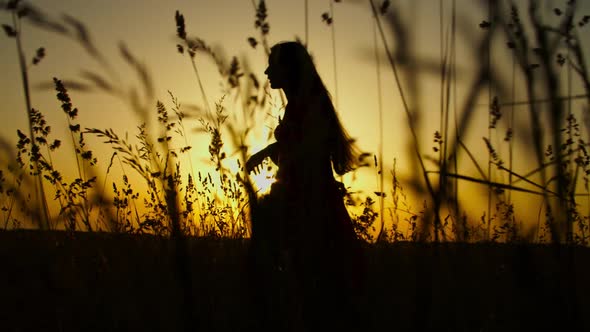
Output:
top-left (250, 0), bottom-right (270, 56)
top-left (485, 0), bottom-right (494, 241)
top-left (502, 2), bottom-right (548, 240)
top-left (13, 98), bottom-right (98, 232)
top-left (435, 0), bottom-right (459, 241)
top-left (0, 171), bottom-right (12, 228)
top-left (4, 2), bottom-right (50, 229)
top-left (175, 11), bottom-right (212, 117)
top-left (371, 9), bottom-right (385, 241)
top-left (388, 158), bottom-right (420, 241)
top-left (369, 0), bottom-right (439, 240)
top-left (0, 157), bottom-right (25, 230)
top-left (532, 1), bottom-right (568, 242)
top-left (437, 0), bottom-right (446, 241)
top-left (450, 0), bottom-right (461, 241)
top-left (328, 0), bottom-right (339, 109)
top-left (507, 32), bottom-right (516, 206)
top-left (53, 78), bottom-right (97, 230)
top-left (445, 0), bottom-right (458, 240)
top-left (305, 0), bottom-right (309, 46)
top-left (248, 0), bottom-right (286, 106)
top-left (167, 91), bottom-right (201, 220)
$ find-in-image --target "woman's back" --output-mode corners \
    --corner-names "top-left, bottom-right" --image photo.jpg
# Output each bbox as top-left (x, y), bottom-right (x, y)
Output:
top-left (273, 98), bottom-right (334, 189)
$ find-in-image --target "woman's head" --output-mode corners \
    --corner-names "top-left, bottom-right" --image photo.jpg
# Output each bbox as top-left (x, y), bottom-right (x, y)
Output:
top-left (265, 41), bottom-right (359, 175)
top-left (264, 41), bottom-right (319, 94)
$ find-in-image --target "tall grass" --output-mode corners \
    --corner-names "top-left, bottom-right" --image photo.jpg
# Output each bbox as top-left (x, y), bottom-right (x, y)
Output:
top-left (3, 0), bottom-right (50, 229)
top-left (367, 0), bottom-right (590, 244)
top-left (0, 0), bottom-right (589, 245)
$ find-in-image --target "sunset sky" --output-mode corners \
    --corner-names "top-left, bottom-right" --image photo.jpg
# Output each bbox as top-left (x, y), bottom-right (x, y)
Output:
top-left (2, 0), bottom-right (590, 233)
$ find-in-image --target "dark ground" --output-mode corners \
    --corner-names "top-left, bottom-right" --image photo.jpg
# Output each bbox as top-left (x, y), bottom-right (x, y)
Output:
top-left (0, 230), bottom-right (588, 331)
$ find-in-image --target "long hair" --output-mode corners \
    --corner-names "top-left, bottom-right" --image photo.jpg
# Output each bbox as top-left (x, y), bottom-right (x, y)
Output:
top-left (271, 41), bottom-right (358, 175)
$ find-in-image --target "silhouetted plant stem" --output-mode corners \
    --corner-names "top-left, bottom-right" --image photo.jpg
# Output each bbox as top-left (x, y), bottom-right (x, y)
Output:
top-left (175, 11), bottom-right (212, 117)
top-left (372, 13), bottom-right (384, 240)
top-left (11, 10), bottom-right (50, 229)
top-left (369, 0), bottom-right (439, 236)
top-left (567, 29), bottom-right (590, 105)
top-left (250, 0), bottom-right (285, 107)
top-left (451, 0), bottom-right (461, 240)
top-left (443, 0), bottom-right (457, 240)
top-left (251, 0), bottom-right (270, 56)
top-left (529, 1), bottom-right (568, 242)
top-left (329, 0), bottom-right (339, 109)
top-left (305, 0), bottom-right (309, 46)
top-left (55, 79), bottom-right (93, 230)
top-left (508, 49), bottom-right (515, 204)
top-left (169, 91), bottom-right (202, 220)
top-left (438, 0), bottom-right (445, 240)
top-left (527, 72), bottom-right (548, 242)
top-left (504, 0), bottom-right (551, 241)
top-left (566, 37), bottom-right (574, 240)
top-left (486, 0), bottom-right (493, 241)
top-left (189, 58), bottom-right (212, 117)
top-left (437, 0), bottom-right (456, 241)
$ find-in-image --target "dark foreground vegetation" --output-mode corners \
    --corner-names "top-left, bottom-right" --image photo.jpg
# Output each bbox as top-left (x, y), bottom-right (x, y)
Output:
top-left (0, 230), bottom-right (588, 331)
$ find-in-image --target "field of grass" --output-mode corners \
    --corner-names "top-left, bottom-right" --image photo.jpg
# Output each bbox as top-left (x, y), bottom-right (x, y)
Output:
top-left (0, 229), bottom-right (589, 331)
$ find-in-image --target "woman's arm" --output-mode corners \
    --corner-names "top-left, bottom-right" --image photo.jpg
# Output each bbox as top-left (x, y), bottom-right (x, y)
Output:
top-left (246, 142), bottom-right (278, 174)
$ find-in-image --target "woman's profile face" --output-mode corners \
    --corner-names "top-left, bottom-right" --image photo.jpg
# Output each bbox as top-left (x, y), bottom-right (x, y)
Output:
top-left (264, 49), bottom-right (288, 89)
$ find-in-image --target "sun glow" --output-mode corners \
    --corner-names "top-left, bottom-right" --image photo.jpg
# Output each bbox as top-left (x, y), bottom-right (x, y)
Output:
top-left (249, 163), bottom-right (277, 195)
top-left (224, 153), bottom-right (276, 196)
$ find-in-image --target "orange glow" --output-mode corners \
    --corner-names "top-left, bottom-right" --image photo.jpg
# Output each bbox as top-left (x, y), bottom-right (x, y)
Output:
top-left (2, 1), bottom-right (590, 239)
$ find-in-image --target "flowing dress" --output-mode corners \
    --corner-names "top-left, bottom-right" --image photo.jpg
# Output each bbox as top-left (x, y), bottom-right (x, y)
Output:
top-left (249, 96), bottom-right (364, 330)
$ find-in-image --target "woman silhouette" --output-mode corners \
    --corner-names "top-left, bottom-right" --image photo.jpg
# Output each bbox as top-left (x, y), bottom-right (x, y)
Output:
top-left (246, 41), bottom-right (364, 331)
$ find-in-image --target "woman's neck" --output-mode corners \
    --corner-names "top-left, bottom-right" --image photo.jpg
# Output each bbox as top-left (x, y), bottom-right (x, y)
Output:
top-left (282, 85), bottom-right (297, 103)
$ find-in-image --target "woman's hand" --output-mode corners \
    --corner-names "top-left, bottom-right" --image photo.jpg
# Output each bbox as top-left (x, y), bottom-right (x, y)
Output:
top-left (246, 148), bottom-right (269, 175)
